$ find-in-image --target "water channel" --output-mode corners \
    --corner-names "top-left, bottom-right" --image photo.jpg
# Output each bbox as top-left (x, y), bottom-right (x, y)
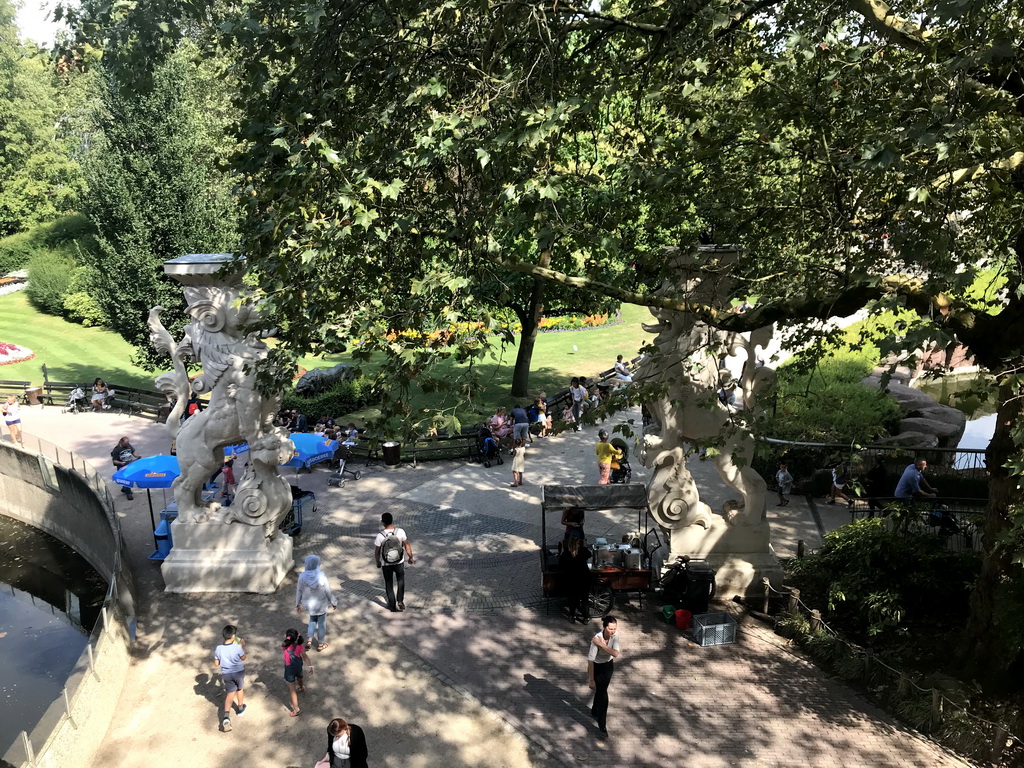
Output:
top-left (0, 514), bottom-right (107, 756)
top-left (917, 375), bottom-right (997, 465)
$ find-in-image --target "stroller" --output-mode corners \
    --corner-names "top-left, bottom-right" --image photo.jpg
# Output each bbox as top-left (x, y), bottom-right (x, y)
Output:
top-left (609, 437), bottom-right (632, 484)
top-left (63, 386), bottom-right (89, 414)
top-left (327, 443), bottom-right (363, 488)
top-left (476, 427), bottom-right (504, 468)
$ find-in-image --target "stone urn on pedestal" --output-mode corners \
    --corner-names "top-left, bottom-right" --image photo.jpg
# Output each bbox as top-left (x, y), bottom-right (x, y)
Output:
top-left (638, 245), bottom-right (783, 596)
top-left (149, 253), bottom-right (295, 593)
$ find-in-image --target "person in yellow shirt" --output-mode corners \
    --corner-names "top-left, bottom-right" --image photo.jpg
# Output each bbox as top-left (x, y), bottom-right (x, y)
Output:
top-left (595, 430), bottom-right (623, 485)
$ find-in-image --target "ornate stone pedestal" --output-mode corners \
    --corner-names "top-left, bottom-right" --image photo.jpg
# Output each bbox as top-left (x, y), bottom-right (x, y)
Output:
top-left (150, 253), bottom-right (295, 594)
top-left (162, 520), bottom-right (294, 594)
top-left (668, 519), bottom-right (782, 596)
top-left (638, 245), bottom-right (784, 597)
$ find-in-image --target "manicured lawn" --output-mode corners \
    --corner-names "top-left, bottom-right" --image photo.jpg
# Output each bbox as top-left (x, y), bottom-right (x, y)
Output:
top-left (0, 289), bottom-right (652, 420)
top-left (0, 291), bottom-right (160, 388)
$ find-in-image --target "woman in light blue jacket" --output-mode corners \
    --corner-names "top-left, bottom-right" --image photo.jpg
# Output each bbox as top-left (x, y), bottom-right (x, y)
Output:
top-left (295, 555), bottom-right (338, 651)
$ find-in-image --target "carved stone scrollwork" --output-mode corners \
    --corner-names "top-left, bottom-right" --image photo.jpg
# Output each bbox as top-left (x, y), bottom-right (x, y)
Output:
top-left (149, 255), bottom-right (293, 529)
top-left (637, 246), bottom-right (781, 594)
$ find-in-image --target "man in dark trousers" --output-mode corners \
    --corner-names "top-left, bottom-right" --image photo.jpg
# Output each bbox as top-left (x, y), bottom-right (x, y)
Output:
top-left (374, 512), bottom-right (414, 612)
top-left (111, 435), bottom-right (140, 501)
top-left (587, 614), bottom-right (621, 738)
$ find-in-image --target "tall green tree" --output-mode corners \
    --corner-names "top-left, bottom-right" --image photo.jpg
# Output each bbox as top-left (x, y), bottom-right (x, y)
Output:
top-left (70, 0), bottom-right (1024, 685)
top-left (80, 44), bottom-right (237, 366)
top-left (0, 0), bottom-right (84, 235)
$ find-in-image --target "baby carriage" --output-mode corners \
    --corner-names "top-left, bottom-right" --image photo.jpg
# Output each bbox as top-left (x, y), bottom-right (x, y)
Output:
top-left (63, 386), bottom-right (89, 414)
top-left (609, 437), bottom-right (632, 484)
top-left (476, 427), bottom-right (504, 468)
top-left (327, 443), bottom-right (363, 488)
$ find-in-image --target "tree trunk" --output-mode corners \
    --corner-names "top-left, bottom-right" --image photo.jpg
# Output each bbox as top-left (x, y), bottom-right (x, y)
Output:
top-left (510, 250), bottom-right (551, 398)
top-left (959, 379), bottom-right (1023, 690)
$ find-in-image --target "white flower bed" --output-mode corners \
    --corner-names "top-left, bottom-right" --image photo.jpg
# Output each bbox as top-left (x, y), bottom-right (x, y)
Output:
top-left (0, 342), bottom-right (35, 366)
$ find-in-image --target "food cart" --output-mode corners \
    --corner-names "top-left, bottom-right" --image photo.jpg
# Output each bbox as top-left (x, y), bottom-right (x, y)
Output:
top-left (540, 484), bottom-right (661, 616)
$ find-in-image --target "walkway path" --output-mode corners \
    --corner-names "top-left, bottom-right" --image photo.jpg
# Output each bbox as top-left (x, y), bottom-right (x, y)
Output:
top-left (8, 405), bottom-right (971, 767)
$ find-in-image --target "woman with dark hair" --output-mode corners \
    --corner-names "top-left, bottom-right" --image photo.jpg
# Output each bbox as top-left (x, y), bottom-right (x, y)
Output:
top-left (91, 378), bottom-right (113, 411)
top-left (560, 534), bottom-right (592, 623)
top-left (324, 717), bottom-right (369, 768)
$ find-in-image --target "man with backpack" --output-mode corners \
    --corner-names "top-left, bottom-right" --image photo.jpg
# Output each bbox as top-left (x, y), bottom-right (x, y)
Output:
top-left (374, 512), bottom-right (414, 612)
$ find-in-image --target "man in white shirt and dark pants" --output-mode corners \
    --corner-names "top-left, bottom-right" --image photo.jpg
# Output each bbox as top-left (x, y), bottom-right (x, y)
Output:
top-left (587, 615), bottom-right (621, 737)
top-left (374, 512), bottom-right (414, 612)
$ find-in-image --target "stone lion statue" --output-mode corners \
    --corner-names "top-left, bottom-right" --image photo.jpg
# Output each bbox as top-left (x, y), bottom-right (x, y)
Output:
top-left (637, 246), bottom-right (776, 536)
top-left (149, 283), bottom-right (294, 527)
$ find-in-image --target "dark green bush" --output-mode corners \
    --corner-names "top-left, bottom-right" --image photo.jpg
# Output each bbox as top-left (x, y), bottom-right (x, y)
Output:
top-left (39, 213), bottom-right (96, 246)
top-left (26, 250), bottom-right (77, 315)
top-left (787, 518), bottom-right (980, 640)
top-left (281, 378), bottom-right (379, 420)
top-left (0, 230), bottom-right (41, 274)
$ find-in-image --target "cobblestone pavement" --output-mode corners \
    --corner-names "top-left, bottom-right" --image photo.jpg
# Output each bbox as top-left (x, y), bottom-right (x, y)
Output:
top-left (377, 602), bottom-right (972, 768)
top-left (14, 407), bottom-right (974, 767)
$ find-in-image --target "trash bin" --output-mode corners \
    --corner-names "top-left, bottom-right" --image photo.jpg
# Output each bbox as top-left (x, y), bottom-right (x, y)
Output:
top-left (25, 387), bottom-right (42, 405)
top-left (674, 608), bottom-right (693, 630)
top-left (148, 519), bottom-right (173, 561)
top-left (679, 560), bottom-right (717, 615)
top-left (382, 441), bottom-right (401, 466)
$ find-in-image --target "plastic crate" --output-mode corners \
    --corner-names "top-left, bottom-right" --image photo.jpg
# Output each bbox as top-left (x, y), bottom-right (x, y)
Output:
top-left (692, 612), bottom-right (737, 647)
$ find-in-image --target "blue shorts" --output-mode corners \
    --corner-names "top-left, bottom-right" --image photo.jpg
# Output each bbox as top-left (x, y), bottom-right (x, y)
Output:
top-left (222, 671), bottom-right (245, 692)
top-left (284, 661), bottom-right (304, 683)
top-left (5, 419), bottom-right (20, 426)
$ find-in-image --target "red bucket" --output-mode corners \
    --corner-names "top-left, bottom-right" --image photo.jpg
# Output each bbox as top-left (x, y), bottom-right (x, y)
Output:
top-left (674, 609), bottom-right (692, 630)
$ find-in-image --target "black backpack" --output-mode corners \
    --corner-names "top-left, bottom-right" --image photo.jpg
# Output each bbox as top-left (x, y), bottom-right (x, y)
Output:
top-left (380, 529), bottom-right (404, 564)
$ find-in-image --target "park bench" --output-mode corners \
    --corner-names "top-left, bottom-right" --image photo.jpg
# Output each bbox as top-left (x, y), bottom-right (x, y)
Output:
top-left (110, 384), bottom-right (173, 422)
top-left (346, 430), bottom-right (480, 467)
top-left (39, 365), bottom-right (173, 420)
top-left (545, 354), bottom-right (644, 420)
top-left (0, 379), bottom-right (32, 404)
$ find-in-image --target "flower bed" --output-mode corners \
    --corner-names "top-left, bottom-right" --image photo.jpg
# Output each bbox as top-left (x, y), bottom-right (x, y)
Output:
top-left (0, 342), bottom-right (35, 365)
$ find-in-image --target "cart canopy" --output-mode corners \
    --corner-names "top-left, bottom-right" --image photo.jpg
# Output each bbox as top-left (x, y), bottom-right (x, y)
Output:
top-left (541, 484), bottom-right (649, 511)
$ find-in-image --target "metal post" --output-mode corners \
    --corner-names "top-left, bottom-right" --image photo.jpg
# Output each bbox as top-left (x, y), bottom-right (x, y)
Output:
top-left (86, 643), bottom-right (100, 682)
top-left (63, 687), bottom-right (76, 728)
top-left (101, 606), bottom-right (109, 634)
top-left (762, 577), bottom-right (770, 614)
top-left (797, 539), bottom-right (805, 559)
top-left (787, 587), bottom-right (800, 614)
top-left (21, 730), bottom-right (34, 766)
top-left (809, 609), bottom-right (821, 633)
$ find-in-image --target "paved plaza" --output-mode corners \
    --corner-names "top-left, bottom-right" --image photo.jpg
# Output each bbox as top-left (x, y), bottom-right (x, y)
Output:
top-left (12, 404), bottom-right (972, 767)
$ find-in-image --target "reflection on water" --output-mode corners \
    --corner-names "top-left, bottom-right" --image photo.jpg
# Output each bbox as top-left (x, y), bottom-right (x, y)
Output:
top-left (0, 515), bottom-right (107, 755)
top-left (917, 376), bottom-right (997, 469)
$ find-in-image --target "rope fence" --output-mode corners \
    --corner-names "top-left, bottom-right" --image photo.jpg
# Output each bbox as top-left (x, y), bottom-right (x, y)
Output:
top-left (761, 578), bottom-right (1023, 765)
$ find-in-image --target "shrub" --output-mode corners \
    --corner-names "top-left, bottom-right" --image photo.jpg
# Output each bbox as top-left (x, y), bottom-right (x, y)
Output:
top-left (26, 250), bottom-right (77, 316)
top-left (281, 378), bottom-right (379, 419)
top-left (787, 518), bottom-right (980, 641)
top-left (40, 213), bottom-right (96, 247)
top-left (63, 291), bottom-right (107, 326)
top-left (0, 230), bottom-right (41, 274)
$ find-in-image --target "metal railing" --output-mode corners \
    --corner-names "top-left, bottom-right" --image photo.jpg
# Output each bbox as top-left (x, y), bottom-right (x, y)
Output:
top-left (762, 580), bottom-right (1023, 766)
top-left (1, 436), bottom-right (134, 768)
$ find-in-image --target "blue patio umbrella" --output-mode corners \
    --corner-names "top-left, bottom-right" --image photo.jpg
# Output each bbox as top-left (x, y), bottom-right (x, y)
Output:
top-left (284, 433), bottom-right (338, 469)
top-left (113, 454), bottom-right (180, 489)
top-left (113, 455), bottom-right (180, 548)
